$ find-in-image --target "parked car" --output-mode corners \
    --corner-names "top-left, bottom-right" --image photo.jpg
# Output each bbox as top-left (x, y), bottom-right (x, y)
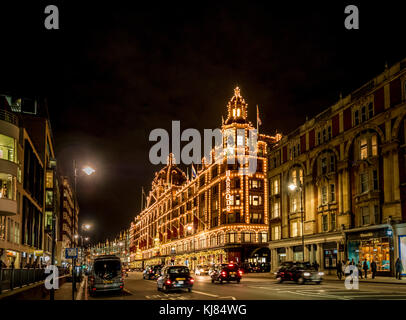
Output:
top-left (275, 261), bottom-right (324, 284)
top-left (157, 265), bottom-right (194, 292)
top-left (210, 263), bottom-right (242, 283)
top-left (143, 265), bottom-right (163, 280)
top-left (88, 255), bottom-right (124, 295)
top-left (194, 265), bottom-right (210, 276)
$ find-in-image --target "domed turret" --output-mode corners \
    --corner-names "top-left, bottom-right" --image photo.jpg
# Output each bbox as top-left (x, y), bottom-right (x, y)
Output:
top-left (225, 87), bottom-right (248, 125)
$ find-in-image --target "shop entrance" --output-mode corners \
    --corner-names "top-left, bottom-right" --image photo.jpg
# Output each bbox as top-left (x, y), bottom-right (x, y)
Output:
top-left (347, 228), bottom-right (393, 276)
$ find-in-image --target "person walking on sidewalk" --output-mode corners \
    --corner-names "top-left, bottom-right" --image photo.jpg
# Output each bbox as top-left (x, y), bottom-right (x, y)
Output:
top-left (336, 260), bottom-right (343, 280)
top-left (371, 260), bottom-right (377, 279)
top-left (395, 258), bottom-right (403, 280)
top-left (313, 261), bottom-right (319, 271)
top-left (363, 259), bottom-right (369, 279)
top-left (357, 261), bottom-right (363, 279)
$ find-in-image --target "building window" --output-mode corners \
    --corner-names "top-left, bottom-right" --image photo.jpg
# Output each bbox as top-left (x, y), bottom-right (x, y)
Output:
top-left (321, 157), bottom-right (327, 174)
top-left (259, 232), bottom-right (268, 243)
top-left (330, 184), bottom-right (335, 202)
top-left (374, 205), bottom-right (380, 224)
top-left (371, 135), bottom-right (378, 156)
top-left (250, 195), bottom-right (262, 206)
top-left (273, 201), bottom-right (280, 218)
top-left (373, 170), bottom-right (378, 190)
top-left (317, 132), bottom-right (321, 145)
top-left (360, 172), bottom-right (369, 193)
top-left (368, 103), bottom-right (374, 119)
top-left (273, 179), bottom-right (279, 194)
top-left (331, 213), bottom-right (336, 230)
top-left (360, 137), bottom-right (368, 159)
top-left (354, 110), bottom-right (359, 125)
top-left (361, 106), bottom-right (366, 122)
top-left (327, 126), bottom-right (332, 140)
top-left (291, 222), bottom-right (298, 237)
top-left (291, 198), bottom-right (297, 212)
top-left (322, 215), bottom-right (328, 232)
top-left (361, 206), bottom-right (370, 225)
top-left (273, 226), bottom-right (281, 240)
top-left (330, 155), bottom-right (335, 172)
top-left (0, 134), bottom-right (16, 163)
top-left (227, 232), bottom-right (237, 243)
top-left (0, 173), bottom-right (16, 200)
top-left (321, 186), bottom-right (327, 205)
top-left (235, 194), bottom-right (240, 205)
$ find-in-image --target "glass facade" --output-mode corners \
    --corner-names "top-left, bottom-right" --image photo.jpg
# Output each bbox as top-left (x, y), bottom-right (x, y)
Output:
top-left (0, 173), bottom-right (16, 200)
top-left (0, 134), bottom-right (16, 163)
top-left (348, 235), bottom-right (391, 273)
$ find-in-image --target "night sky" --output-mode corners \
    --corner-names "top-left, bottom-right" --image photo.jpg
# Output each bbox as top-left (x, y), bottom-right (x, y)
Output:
top-left (0, 2), bottom-right (405, 243)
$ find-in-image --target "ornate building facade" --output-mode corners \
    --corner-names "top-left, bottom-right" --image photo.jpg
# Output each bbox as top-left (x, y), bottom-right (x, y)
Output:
top-left (129, 88), bottom-right (280, 270)
top-left (267, 58), bottom-right (406, 276)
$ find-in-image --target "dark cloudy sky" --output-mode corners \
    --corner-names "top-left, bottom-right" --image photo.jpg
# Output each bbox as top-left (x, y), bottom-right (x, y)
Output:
top-left (0, 1), bottom-right (405, 243)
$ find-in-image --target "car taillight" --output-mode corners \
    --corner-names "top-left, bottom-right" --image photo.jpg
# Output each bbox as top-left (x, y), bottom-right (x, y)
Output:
top-left (165, 279), bottom-right (171, 285)
top-left (92, 287), bottom-right (96, 291)
top-left (189, 278), bottom-right (194, 283)
top-left (238, 270), bottom-right (243, 275)
top-left (221, 271), bottom-right (226, 276)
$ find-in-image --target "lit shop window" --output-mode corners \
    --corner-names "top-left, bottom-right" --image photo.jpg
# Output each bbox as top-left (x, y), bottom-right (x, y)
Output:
top-left (0, 134), bottom-right (16, 163)
top-left (0, 173), bottom-right (16, 200)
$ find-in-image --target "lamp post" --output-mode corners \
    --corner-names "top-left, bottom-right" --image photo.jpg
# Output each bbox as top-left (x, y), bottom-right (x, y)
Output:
top-left (71, 161), bottom-right (95, 300)
top-left (288, 183), bottom-right (305, 262)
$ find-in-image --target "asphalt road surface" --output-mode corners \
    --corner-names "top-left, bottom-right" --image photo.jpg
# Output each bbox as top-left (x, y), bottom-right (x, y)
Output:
top-left (86, 272), bottom-right (406, 300)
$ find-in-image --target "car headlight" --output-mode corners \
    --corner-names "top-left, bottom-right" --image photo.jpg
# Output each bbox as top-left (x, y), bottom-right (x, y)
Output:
top-left (318, 272), bottom-right (324, 276)
top-left (274, 272), bottom-right (277, 275)
top-left (303, 272), bottom-right (311, 277)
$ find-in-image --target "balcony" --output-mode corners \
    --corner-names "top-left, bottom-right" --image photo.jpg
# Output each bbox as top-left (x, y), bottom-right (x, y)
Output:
top-left (0, 198), bottom-right (17, 216)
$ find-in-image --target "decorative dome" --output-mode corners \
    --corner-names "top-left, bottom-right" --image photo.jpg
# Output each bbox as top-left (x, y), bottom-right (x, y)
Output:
top-left (152, 153), bottom-right (186, 187)
top-left (225, 87), bottom-right (248, 125)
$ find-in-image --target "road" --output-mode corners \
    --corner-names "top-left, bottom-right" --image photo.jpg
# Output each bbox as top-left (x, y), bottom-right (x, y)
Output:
top-left (86, 272), bottom-right (406, 300)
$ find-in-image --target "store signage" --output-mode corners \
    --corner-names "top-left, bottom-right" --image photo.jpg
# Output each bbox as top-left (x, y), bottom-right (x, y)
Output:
top-left (360, 232), bottom-right (373, 238)
top-left (226, 170), bottom-right (231, 212)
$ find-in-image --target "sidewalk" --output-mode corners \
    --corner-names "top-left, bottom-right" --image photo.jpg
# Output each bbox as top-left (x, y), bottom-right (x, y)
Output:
top-left (244, 272), bottom-right (406, 285)
top-left (42, 277), bottom-right (86, 300)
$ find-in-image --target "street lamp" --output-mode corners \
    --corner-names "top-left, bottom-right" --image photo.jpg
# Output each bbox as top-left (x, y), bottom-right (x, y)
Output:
top-left (71, 161), bottom-right (95, 301)
top-left (288, 183), bottom-right (305, 262)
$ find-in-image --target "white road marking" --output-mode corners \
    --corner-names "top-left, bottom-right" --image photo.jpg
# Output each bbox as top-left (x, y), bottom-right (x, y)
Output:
top-left (192, 290), bottom-right (219, 297)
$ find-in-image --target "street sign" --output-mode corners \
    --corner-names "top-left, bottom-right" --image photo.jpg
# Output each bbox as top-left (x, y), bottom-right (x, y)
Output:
top-left (65, 248), bottom-right (78, 259)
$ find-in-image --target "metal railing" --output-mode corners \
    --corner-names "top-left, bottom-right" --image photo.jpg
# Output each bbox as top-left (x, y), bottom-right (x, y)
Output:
top-left (0, 109), bottom-right (18, 126)
top-left (0, 267), bottom-right (69, 294)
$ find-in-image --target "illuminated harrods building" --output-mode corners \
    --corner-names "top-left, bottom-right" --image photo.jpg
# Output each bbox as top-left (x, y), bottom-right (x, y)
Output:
top-left (129, 88), bottom-right (280, 269)
top-left (268, 58), bottom-right (406, 276)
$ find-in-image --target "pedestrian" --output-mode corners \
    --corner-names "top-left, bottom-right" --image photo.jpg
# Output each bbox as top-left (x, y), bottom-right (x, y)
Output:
top-left (313, 261), bottom-right (319, 271)
top-left (395, 258), bottom-right (403, 280)
top-left (371, 260), bottom-right (377, 279)
top-left (363, 259), bottom-right (369, 279)
top-left (350, 258), bottom-right (355, 265)
top-left (357, 261), bottom-right (363, 279)
top-left (336, 260), bottom-right (343, 280)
